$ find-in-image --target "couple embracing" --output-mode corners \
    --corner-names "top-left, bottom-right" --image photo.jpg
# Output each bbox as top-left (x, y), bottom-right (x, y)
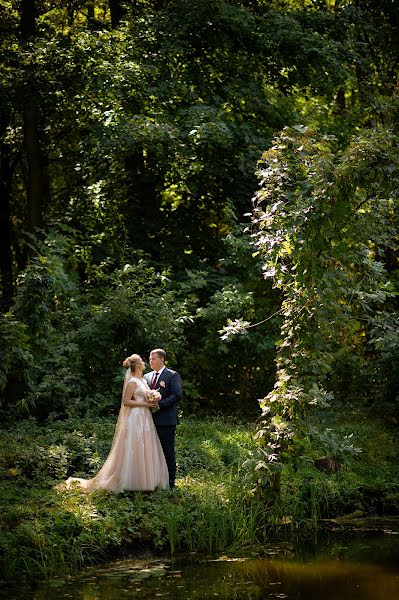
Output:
top-left (59, 349), bottom-right (182, 492)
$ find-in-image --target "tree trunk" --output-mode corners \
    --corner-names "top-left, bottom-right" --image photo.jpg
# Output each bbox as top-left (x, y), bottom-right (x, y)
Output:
top-left (0, 112), bottom-right (14, 309)
top-left (334, 87), bottom-right (346, 114)
top-left (87, 1), bottom-right (95, 28)
top-left (109, 0), bottom-right (123, 27)
top-left (20, 0), bottom-right (45, 238)
top-left (20, 0), bottom-right (36, 38)
top-left (23, 99), bottom-right (44, 235)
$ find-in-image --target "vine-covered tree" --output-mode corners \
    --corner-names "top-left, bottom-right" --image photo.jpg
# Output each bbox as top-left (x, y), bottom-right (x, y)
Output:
top-left (249, 100), bottom-right (399, 490)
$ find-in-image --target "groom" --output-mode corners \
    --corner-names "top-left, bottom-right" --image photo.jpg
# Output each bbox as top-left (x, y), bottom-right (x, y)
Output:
top-left (145, 348), bottom-right (183, 488)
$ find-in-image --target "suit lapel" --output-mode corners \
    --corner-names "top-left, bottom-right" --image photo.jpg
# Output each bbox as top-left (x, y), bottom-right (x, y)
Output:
top-left (157, 367), bottom-right (169, 390)
top-left (146, 368), bottom-right (168, 390)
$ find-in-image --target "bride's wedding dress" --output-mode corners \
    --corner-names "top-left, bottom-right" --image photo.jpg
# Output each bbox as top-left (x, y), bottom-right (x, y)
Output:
top-left (61, 375), bottom-right (169, 492)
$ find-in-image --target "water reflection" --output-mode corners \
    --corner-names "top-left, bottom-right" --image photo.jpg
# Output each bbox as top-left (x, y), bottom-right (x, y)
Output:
top-left (3, 533), bottom-right (399, 600)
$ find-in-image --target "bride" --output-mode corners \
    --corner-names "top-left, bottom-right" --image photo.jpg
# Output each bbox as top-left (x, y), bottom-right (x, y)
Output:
top-left (58, 354), bottom-right (169, 492)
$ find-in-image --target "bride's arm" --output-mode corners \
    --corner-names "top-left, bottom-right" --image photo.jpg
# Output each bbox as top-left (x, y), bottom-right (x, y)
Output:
top-left (123, 381), bottom-right (152, 407)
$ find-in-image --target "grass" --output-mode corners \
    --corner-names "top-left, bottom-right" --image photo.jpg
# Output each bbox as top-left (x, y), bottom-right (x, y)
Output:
top-left (0, 411), bottom-right (399, 581)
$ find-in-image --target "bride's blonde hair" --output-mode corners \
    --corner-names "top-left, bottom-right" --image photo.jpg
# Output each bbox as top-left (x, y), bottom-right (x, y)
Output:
top-left (122, 354), bottom-right (143, 371)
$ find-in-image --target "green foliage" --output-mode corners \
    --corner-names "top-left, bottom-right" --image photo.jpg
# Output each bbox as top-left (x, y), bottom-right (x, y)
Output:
top-left (0, 417), bottom-right (262, 579)
top-left (3, 231), bottom-right (187, 420)
top-left (0, 315), bottom-right (32, 400)
top-left (290, 418), bottom-right (399, 523)
top-left (2, 0), bottom-right (399, 419)
top-left (250, 115), bottom-right (399, 485)
top-left (1, 413), bottom-right (398, 580)
top-left (176, 225), bottom-right (281, 412)
top-left (1, 2), bottom-right (399, 546)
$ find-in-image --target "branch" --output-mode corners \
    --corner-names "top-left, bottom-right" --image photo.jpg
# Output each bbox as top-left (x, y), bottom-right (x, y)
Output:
top-left (219, 307), bottom-right (284, 340)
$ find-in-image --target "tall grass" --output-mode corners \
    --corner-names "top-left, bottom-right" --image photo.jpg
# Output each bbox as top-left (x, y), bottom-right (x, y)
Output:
top-left (161, 474), bottom-right (269, 555)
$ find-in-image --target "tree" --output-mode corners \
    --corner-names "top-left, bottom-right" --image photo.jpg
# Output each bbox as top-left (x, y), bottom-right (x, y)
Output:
top-left (20, 0), bottom-right (47, 238)
top-left (250, 114), bottom-right (399, 491)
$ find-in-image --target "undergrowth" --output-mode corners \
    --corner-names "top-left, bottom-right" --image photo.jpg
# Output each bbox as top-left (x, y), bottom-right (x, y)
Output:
top-left (0, 414), bottom-right (398, 580)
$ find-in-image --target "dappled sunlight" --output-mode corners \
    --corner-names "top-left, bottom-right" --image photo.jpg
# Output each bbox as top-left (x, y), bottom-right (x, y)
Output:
top-left (57, 490), bottom-right (103, 525)
top-left (176, 475), bottom-right (231, 507)
top-left (176, 419), bottom-right (256, 477)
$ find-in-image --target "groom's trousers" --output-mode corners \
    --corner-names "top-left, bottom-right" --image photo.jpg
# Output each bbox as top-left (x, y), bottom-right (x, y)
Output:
top-left (156, 425), bottom-right (176, 488)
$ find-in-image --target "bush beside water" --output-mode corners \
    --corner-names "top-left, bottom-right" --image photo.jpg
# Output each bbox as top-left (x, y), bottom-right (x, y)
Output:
top-left (0, 415), bottom-right (398, 580)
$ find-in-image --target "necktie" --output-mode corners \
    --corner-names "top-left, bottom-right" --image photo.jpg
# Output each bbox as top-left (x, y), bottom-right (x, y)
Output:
top-left (151, 372), bottom-right (159, 389)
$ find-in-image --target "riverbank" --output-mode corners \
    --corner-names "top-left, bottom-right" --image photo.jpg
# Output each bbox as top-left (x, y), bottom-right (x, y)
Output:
top-left (1, 413), bottom-right (398, 581)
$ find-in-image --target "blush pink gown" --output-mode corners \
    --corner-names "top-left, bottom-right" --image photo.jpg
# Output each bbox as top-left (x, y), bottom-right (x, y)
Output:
top-left (61, 376), bottom-right (169, 492)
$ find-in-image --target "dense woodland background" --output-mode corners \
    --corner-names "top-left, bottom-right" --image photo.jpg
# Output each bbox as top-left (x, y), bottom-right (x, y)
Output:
top-left (1, 0), bottom-right (399, 465)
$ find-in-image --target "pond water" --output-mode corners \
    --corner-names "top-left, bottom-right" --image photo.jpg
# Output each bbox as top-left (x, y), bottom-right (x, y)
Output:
top-left (3, 531), bottom-right (399, 600)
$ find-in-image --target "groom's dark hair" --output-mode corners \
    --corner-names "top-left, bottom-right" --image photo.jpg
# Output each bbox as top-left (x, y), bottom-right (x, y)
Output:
top-left (152, 348), bottom-right (166, 361)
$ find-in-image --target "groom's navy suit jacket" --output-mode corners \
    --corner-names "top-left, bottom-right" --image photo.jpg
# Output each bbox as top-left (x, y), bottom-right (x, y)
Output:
top-left (144, 367), bottom-right (182, 426)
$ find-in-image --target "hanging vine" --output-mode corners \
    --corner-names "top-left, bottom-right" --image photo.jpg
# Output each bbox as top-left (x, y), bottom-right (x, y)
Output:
top-left (245, 122), bottom-right (399, 491)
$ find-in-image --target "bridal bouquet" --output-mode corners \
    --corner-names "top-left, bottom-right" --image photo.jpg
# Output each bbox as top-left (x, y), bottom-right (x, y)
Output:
top-left (146, 389), bottom-right (161, 413)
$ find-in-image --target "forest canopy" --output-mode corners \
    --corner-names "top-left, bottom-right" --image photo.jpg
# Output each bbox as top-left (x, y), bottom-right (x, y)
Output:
top-left (1, 0), bottom-right (398, 465)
